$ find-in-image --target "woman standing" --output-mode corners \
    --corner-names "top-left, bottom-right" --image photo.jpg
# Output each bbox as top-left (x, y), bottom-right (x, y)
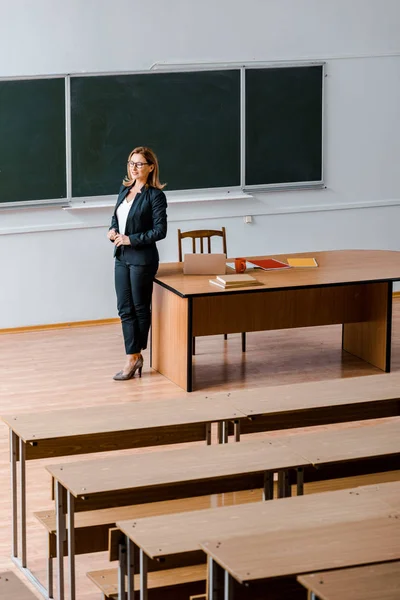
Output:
top-left (108, 147), bottom-right (167, 380)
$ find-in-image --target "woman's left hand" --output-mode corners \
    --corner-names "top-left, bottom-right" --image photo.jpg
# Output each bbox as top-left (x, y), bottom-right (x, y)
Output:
top-left (114, 234), bottom-right (131, 247)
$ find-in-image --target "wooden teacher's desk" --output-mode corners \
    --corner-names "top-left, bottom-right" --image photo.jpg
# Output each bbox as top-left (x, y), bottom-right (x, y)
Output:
top-left (151, 250), bottom-right (400, 391)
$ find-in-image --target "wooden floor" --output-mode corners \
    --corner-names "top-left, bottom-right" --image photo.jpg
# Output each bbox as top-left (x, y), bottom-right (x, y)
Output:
top-left (0, 298), bottom-right (399, 598)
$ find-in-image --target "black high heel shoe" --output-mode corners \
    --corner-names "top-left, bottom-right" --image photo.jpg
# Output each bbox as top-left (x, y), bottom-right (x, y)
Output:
top-left (113, 354), bottom-right (143, 381)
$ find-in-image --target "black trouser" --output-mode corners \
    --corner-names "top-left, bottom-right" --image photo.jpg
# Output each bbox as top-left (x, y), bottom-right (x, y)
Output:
top-left (114, 254), bottom-right (158, 355)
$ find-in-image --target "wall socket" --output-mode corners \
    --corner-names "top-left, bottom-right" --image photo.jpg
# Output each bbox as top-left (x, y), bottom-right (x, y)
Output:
top-left (244, 215), bottom-right (252, 224)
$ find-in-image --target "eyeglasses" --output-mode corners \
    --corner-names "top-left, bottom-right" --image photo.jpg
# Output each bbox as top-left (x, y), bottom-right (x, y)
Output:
top-left (127, 161), bottom-right (149, 169)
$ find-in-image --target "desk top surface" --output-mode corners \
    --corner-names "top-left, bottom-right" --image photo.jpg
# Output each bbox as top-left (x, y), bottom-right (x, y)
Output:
top-left (208, 372), bottom-right (400, 417)
top-left (201, 516), bottom-right (400, 583)
top-left (155, 250), bottom-right (400, 297)
top-left (46, 436), bottom-right (310, 497)
top-left (1, 396), bottom-right (243, 442)
top-left (281, 418), bottom-right (400, 466)
top-left (46, 419), bottom-right (399, 497)
top-left (2, 372), bottom-right (399, 443)
top-left (298, 562), bottom-right (400, 600)
top-left (116, 481), bottom-right (400, 559)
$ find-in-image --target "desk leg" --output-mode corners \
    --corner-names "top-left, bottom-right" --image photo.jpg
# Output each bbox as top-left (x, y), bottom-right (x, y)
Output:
top-left (342, 281), bottom-right (392, 371)
top-left (224, 570), bottom-right (234, 600)
top-left (19, 438), bottom-right (27, 567)
top-left (127, 539), bottom-right (135, 600)
top-left (67, 492), bottom-right (76, 600)
top-left (10, 431), bottom-right (18, 558)
top-left (118, 542), bottom-right (127, 599)
top-left (297, 468), bottom-right (304, 496)
top-left (277, 470), bottom-right (291, 498)
top-left (218, 422), bottom-right (228, 444)
top-left (206, 423), bottom-right (212, 445)
top-left (233, 420), bottom-right (241, 442)
top-left (56, 482), bottom-right (66, 600)
top-left (140, 548), bottom-right (148, 600)
top-left (263, 471), bottom-right (274, 501)
top-left (208, 557), bottom-right (224, 600)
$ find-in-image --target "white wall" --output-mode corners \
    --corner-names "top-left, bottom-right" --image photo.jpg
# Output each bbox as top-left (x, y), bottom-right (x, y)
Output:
top-left (1, 0), bottom-right (400, 328)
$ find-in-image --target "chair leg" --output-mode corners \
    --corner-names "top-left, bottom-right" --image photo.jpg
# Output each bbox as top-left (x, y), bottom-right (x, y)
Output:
top-left (192, 337), bottom-right (196, 355)
top-left (241, 332), bottom-right (246, 352)
top-left (223, 334), bottom-right (228, 340)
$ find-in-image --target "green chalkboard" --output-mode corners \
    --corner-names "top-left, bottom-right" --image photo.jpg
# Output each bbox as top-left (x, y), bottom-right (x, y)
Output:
top-left (245, 66), bottom-right (323, 186)
top-left (0, 78), bottom-right (66, 203)
top-left (71, 70), bottom-right (241, 196)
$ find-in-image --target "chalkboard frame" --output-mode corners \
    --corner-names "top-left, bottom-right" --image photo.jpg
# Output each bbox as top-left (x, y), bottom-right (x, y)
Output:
top-left (0, 62), bottom-right (325, 208)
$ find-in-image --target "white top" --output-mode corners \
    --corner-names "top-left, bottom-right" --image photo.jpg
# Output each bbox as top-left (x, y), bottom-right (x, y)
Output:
top-left (116, 198), bottom-right (133, 235)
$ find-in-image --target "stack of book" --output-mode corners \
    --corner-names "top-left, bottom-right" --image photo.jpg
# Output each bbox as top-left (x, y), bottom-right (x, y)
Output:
top-left (209, 273), bottom-right (261, 289)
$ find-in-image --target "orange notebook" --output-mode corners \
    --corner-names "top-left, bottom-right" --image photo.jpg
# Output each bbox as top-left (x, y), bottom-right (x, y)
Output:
top-left (247, 258), bottom-right (291, 270)
top-left (287, 257), bottom-right (318, 268)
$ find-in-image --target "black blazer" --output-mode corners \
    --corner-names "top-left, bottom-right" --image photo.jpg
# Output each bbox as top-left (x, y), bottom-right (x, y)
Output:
top-left (109, 184), bottom-right (167, 265)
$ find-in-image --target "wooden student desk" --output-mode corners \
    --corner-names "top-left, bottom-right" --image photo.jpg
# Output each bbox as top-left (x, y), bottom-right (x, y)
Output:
top-left (47, 419), bottom-right (400, 600)
top-left (1, 396), bottom-right (242, 599)
top-left (298, 561), bottom-right (400, 600)
top-left (47, 437), bottom-right (309, 600)
top-left (201, 516), bottom-right (400, 600)
top-left (209, 372), bottom-right (400, 435)
top-left (114, 481), bottom-right (400, 599)
top-left (151, 249), bottom-right (400, 391)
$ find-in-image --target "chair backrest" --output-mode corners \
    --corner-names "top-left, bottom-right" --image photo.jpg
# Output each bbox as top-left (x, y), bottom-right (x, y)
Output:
top-left (177, 228), bottom-right (227, 262)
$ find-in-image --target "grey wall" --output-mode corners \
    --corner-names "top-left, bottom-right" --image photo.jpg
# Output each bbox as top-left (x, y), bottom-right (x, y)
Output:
top-left (0, 0), bottom-right (399, 328)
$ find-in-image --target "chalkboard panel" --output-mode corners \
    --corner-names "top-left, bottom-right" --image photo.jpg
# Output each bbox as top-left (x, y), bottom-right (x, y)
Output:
top-left (71, 70), bottom-right (241, 196)
top-left (245, 66), bottom-right (323, 186)
top-left (0, 78), bottom-right (66, 203)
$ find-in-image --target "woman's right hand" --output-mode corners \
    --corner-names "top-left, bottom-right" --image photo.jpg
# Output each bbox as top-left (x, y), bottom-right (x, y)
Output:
top-left (107, 228), bottom-right (117, 241)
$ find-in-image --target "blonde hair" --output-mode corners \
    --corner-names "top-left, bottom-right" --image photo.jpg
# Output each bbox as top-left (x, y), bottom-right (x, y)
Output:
top-left (123, 146), bottom-right (166, 189)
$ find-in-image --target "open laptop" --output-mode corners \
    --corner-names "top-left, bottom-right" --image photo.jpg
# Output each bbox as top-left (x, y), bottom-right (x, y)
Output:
top-left (183, 253), bottom-right (227, 275)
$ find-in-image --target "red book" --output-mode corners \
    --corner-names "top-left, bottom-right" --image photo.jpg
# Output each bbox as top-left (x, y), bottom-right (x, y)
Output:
top-left (247, 258), bottom-right (291, 270)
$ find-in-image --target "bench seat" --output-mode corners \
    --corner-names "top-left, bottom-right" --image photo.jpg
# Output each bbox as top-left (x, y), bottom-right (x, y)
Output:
top-left (87, 564), bottom-right (207, 600)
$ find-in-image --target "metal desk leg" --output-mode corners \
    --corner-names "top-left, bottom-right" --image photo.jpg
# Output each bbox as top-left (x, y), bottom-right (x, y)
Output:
top-left (118, 542), bottom-right (127, 600)
top-left (263, 471), bottom-right (274, 500)
top-left (56, 481), bottom-right (66, 600)
top-left (19, 438), bottom-right (27, 567)
top-left (233, 420), bottom-right (241, 442)
top-left (67, 492), bottom-right (76, 600)
top-left (208, 557), bottom-right (224, 600)
top-left (48, 557), bottom-right (54, 599)
top-left (10, 432), bottom-right (51, 599)
top-left (127, 538), bottom-right (135, 600)
top-left (224, 570), bottom-right (234, 600)
top-left (277, 470), bottom-right (291, 498)
top-left (218, 422), bottom-right (228, 444)
top-left (297, 467), bottom-right (304, 496)
top-left (140, 548), bottom-right (148, 600)
top-left (10, 431), bottom-right (18, 558)
top-left (206, 423), bottom-right (212, 445)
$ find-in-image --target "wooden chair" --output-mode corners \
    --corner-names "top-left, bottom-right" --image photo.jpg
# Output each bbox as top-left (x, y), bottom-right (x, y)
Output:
top-left (177, 228), bottom-right (246, 354)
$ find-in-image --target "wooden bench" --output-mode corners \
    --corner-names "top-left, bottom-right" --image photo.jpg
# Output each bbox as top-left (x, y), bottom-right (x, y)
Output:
top-left (34, 488), bottom-right (262, 558)
top-left (0, 571), bottom-right (39, 599)
top-left (103, 480), bottom-right (400, 598)
top-left (298, 561), bottom-right (400, 600)
top-left (88, 564), bottom-right (206, 600)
